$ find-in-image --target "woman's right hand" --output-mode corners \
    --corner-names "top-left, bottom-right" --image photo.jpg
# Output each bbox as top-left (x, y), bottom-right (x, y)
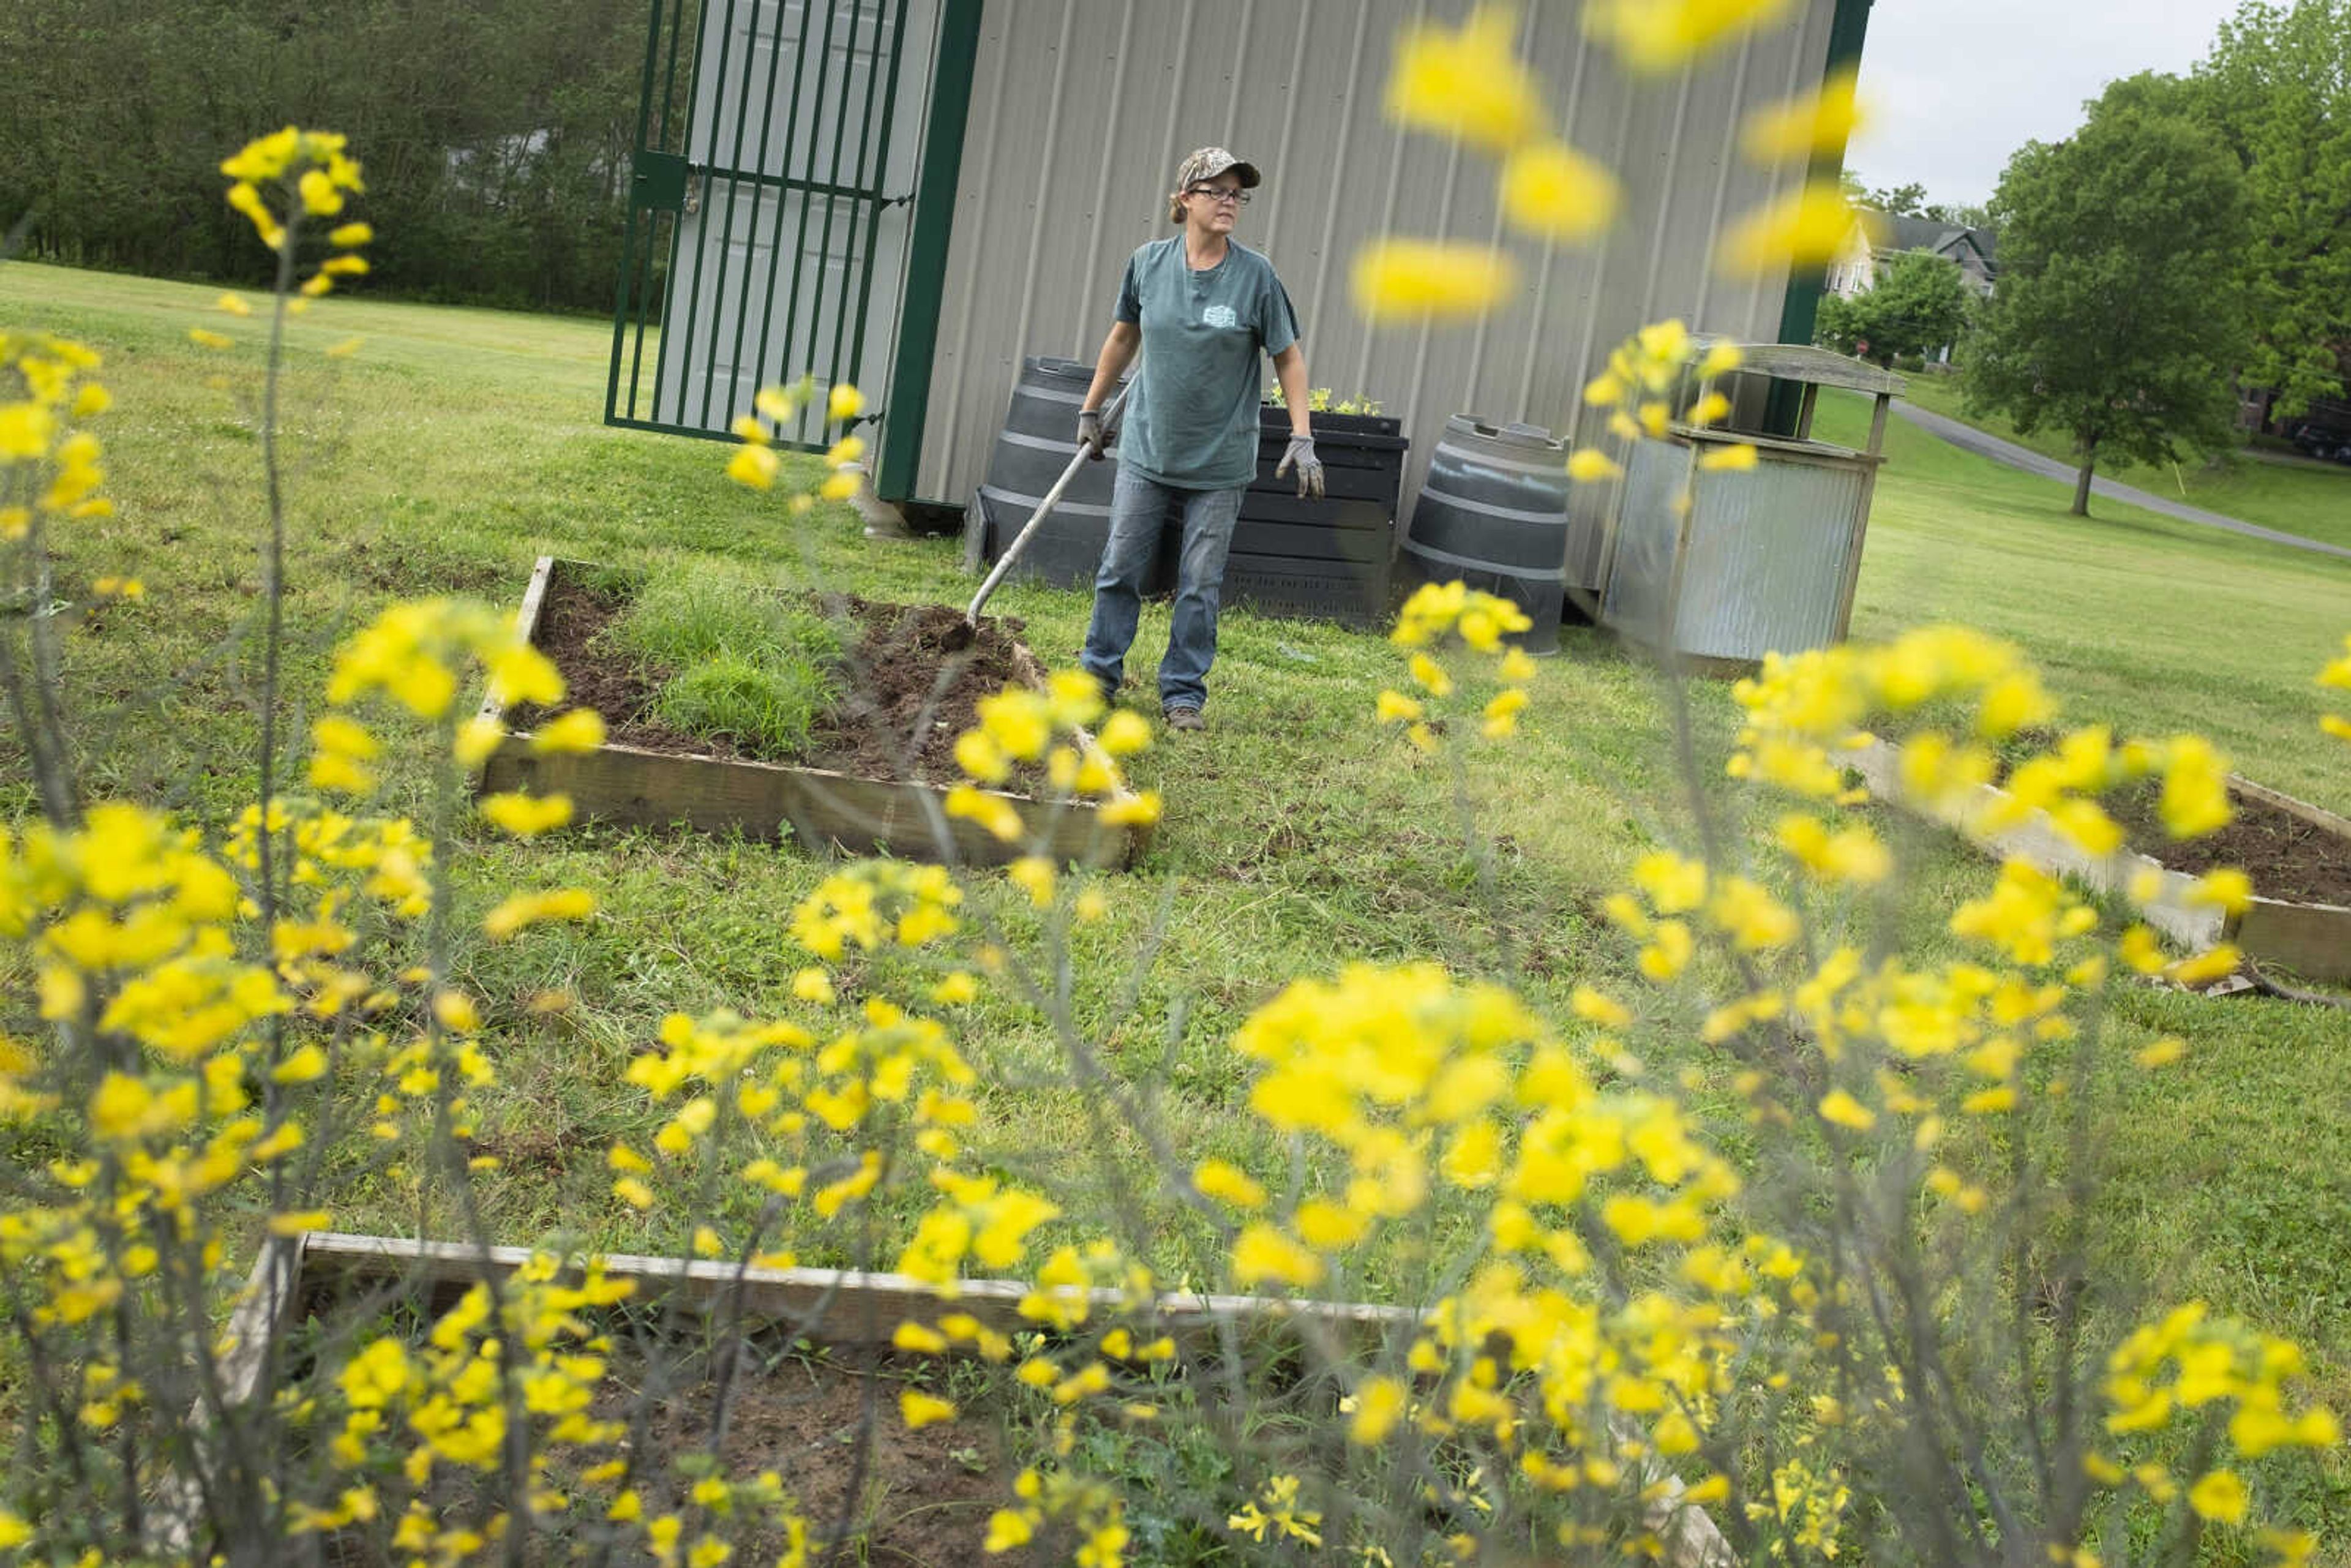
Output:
top-left (1076, 408), bottom-right (1106, 460)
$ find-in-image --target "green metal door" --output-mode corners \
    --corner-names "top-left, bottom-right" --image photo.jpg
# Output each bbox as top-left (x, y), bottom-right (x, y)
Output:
top-left (607, 0), bottom-right (932, 448)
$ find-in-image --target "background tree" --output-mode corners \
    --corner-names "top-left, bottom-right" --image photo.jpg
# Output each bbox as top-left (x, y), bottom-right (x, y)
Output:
top-left (2192, 0), bottom-right (2351, 419)
top-left (1864, 179), bottom-right (1931, 217)
top-left (0, 0), bottom-right (645, 312)
top-left (1814, 250), bottom-right (1971, 367)
top-left (1963, 81), bottom-right (2251, 517)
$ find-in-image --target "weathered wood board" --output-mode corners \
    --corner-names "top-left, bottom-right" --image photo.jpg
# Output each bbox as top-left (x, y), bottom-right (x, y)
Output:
top-left (1851, 740), bottom-right (2351, 985)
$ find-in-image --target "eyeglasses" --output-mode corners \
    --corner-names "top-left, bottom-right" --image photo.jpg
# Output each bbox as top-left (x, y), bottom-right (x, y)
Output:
top-left (1186, 186), bottom-right (1251, 205)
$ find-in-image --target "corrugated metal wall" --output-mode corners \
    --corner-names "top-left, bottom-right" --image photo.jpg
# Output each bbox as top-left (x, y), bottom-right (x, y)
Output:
top-left (909, 0), bottom-right (1838, 584)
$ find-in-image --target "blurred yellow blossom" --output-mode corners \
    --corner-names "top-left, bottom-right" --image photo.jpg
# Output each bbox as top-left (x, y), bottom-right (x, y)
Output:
top-left (1353, 240), bottom-right (1516, 322)
top-left (1385, 7), bottom-right (1545, 150)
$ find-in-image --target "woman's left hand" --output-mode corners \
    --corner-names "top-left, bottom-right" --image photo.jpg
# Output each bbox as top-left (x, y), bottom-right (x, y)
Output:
top-left (1276, 435), bottom-right (1324, 499)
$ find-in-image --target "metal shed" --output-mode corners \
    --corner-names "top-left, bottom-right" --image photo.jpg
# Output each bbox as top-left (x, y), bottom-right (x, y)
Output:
top-left (607, 0), bottom-right (1873, 572)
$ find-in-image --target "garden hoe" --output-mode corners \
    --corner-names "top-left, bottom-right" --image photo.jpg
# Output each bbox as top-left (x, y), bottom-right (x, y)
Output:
top-left (949, 381), bottom-right (1133, 651)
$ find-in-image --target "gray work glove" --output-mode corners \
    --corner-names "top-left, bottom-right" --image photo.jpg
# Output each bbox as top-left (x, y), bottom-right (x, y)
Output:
top-left (1077, 408), bottom-right (1107, 460)
top-left (1276, 433), bottom-right (1325, 498)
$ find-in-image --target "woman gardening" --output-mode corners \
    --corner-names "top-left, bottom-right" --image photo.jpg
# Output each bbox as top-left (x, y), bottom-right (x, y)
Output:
top-left (1076, 146), bottom-right (1323, 735)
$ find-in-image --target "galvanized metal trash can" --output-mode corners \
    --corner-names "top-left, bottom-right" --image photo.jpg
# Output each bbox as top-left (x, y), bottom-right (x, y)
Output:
top-left (1600, 345), bottom-right (1903, 669)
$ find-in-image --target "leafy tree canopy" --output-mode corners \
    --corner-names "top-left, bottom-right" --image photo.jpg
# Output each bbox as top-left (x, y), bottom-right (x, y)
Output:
top-left (2191, 0), bottom-right (2351, 416)
top-left (1963, 77), bottom-right (2251, 516)
top-left (1815, 250), bottom-right (1971, 367)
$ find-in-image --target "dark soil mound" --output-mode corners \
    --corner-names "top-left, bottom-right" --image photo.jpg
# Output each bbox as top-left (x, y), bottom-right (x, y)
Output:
top-left (2110, 782), bottom-right (2351, 907)
top-left (519, 576), bottom-right (1032, 787)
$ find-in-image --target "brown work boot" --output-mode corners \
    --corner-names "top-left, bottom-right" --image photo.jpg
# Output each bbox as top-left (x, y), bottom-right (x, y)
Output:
top-left (1163, 705), bottom-right (1205, 733)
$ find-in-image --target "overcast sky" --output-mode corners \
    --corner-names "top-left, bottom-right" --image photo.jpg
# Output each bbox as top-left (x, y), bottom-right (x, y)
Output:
top-left (1843, 0), bottom-right (2243, 208)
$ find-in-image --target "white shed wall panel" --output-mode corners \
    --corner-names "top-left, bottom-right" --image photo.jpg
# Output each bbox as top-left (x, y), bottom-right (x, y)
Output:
top-left (913, 0), bottom-right (1837, 582)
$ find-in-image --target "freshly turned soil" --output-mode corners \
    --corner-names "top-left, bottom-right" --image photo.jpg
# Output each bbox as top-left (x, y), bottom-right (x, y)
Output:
top-left (515, 576), bottom-right (1032, 786)
top-left (605, 1349), bottom-right (1018, 1567)
top-left (2107, 782), bottom-right (2351, 908)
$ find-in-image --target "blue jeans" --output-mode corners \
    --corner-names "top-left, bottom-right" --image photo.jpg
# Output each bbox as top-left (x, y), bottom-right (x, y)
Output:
top-left (1079, 468), bottom-right (1246, 713)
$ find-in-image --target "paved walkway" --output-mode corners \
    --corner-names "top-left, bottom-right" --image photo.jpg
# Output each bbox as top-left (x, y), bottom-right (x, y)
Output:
top-left (1890, 402), bottom-right (2351, 563)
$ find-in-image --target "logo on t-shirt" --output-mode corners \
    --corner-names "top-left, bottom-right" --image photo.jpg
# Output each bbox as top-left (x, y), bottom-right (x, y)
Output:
top-left (1201, 304), bottom-right (1239, 330)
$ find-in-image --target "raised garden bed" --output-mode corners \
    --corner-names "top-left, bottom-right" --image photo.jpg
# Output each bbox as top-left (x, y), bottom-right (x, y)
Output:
top-left (208, 1232), bottom-right (1731, 1567)
top-left (478, 557), bottom-right (1150, 868)
top-left (1851, 741), bottom-right (2351, 985)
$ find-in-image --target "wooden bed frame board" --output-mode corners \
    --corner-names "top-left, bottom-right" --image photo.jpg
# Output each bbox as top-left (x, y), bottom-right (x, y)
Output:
top-left (1851, 741), bottom-right (2351, 984)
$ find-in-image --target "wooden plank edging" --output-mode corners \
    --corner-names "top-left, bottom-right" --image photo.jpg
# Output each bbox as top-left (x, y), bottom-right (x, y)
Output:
top-left (284, 1231), bottom-right (1734, 1566)
top-left (1853, 740), bottom-right (2351, 983)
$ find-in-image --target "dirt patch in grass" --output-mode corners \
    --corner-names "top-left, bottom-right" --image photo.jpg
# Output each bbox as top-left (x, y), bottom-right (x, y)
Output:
top-left (2110, 783), bottom-right (2351, 907)
top-left (612, 1348), bottom-right (1016, 1567)
top-left (517, 575), bottom-right (1031, 785)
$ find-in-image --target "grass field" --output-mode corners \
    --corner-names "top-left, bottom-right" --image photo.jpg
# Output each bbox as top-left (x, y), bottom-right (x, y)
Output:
top-left (1900, 369), bottom-right (2351, 553)
top-left (6, 263), bottom-right (2349, 1526)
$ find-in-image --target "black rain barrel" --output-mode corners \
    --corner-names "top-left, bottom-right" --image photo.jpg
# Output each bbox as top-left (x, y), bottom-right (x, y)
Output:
top-left (970, 357), bottom-right (1171, 591)
top-left (1400, 417), bottom-right (1572, 654)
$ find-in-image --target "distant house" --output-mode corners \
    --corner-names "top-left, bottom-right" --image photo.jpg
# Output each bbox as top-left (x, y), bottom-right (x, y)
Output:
top-left (1826, 211), bottom-right (1999, 300)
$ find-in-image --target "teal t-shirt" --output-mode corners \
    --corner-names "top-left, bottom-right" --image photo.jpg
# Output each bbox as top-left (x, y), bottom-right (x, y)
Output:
top-left (1114, 237), bottom-right (1299, 490)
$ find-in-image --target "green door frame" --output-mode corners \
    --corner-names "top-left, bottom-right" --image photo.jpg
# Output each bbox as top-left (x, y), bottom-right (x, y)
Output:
top-left (1768, 0), bottom-right (1874, 433)
top-left (873, 0), bottom-right (983, 501)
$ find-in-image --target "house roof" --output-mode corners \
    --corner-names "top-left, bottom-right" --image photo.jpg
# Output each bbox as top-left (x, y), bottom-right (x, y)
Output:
top-left (1866, 211), bottom-right (1998, 272)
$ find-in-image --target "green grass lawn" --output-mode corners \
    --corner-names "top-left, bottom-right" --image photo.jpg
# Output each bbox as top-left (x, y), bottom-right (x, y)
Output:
top-left (6, 262), bottom-right (2349, 1509)
top-left (1900, 369), bottom-right (2351, 553)
top-left (1817, 388), bottom-right (2351, 816)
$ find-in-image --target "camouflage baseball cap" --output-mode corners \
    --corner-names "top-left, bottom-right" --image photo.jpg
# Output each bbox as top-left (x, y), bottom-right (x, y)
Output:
top-left (1176, 146), bottom-right (1261, 191)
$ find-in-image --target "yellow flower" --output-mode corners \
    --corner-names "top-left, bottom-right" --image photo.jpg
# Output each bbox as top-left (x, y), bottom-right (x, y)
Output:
top-left (1384, 7), bottom-right (1546, 150)
top-left (1498, 141), bottom-right (1619, 240)
top-left (1191, 1157), bottom-right (1267, 1210)
top-left (1376, 689), bottom-right (1424, 724)
top-left (612, 1176), bottom-right (654, 1210)
top-left (1586, 0), bottom-right (1796, 72)
top-left (1741, 68), bottom-right (1867, 160)
top-left (329, 221), bottom-right (374, 247)
top-left (1717, 180), bottom-right (1861, 276)
top-left (726, 443), bottom-right (779, 490)
top-left (1352, 240), bottom-right (1516, 322)
top-left (1098, 789), bottom-right (1162, 828)
top-left (269, 1209), bottom-right (334, 1237)
top-left (899, 1390), bottom-right (956, 1430)
top-left (1699, 442), bottom-right (1760, 471)
top-left (1349, 1376), bottom-right (1408, 1444)
top-left (2134, 1038), bottom-right (2186, 1070)
top-left (1096, 709), bottom-right (1152, 756)
top-left (482, 888), bottom-right (598, 941)
top-left (828, 383), bottom-right (865, 422)
top-left (1231, 1222), bottom-right (1325, 1289)
top-left (1567, 448), bottom-right (1623, 482)
top-left (1007, 856), bottom-right (1056, 909)
top-left (1408, 651), bottom-right (1454, 697)
top-left (2188, 1469), bottom-right (2248, 1525)
top-left (2158, 735), bottom-right (2232, 838)
top-left (1816, 1090), bottom-right (1875, 1131)
top-left (531, 708), bottom-right (607, 754)
top-left (189, 328), bottom-right (234, 350)
top-left (983, 1509), bottom-right (1035, 1551)
top-left (479, 791), bottom-right (574, 837)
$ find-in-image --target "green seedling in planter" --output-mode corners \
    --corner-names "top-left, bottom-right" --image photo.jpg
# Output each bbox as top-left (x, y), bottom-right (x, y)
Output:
top-left (603, 571), bottom-right (847, 758)
top-left (1263, 383), bottom-right (1382, 416)
top-left (607, 573), bottom-right (841, 673)
top-left (652, 648), bottom-right (838, 759)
